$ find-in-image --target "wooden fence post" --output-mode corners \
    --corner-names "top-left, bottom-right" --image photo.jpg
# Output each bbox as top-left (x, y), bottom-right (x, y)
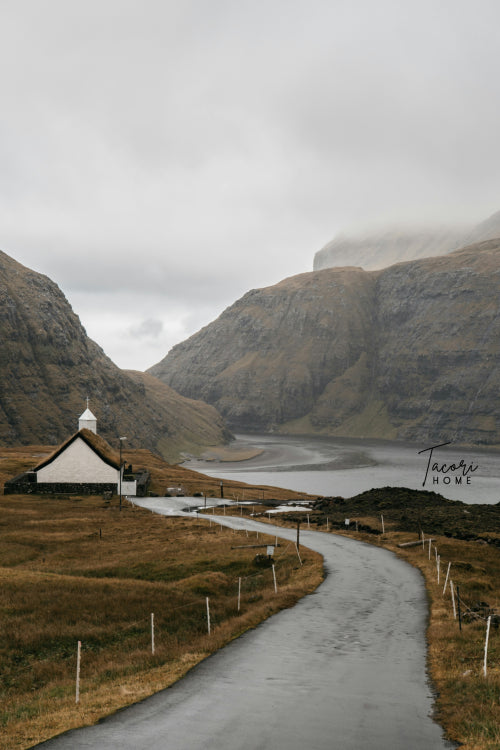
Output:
top-left (443, 562), bottom-right (451, 596)
top-left (484, 616), bottom-right (492, 677)
top-left (457, 585), bottom-right (462, 631)
top-left (75, 641), bottom-right (81, 704)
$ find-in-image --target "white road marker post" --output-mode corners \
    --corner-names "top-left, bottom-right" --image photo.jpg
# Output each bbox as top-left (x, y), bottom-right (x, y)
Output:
top-left (151, 613), bottom-right (155, 655)
top-left (381, 515), bottom-right (385, 535)
top-left (76, 640), bottom-right (81, 704)
top-left (428, 538), bottom-right (432, 559)
top-left (443, 562), bottom-right (451, 596)
top-left (437, 554), bottom-right (440, 585)
top-left (206, 597), bottom-right (211, 635)
top-left (307, 514), bottom-right (310, 529)
top-left (484, 616), bottom-right (492, 677)
top-left (272, 564), bottom-right (277, 594)
top-left (450, 579), bottom-right (457, 618)
top-left (238, 577), bottom-right (241, 612)
top-left (326, 516), bottom-right (329, 531)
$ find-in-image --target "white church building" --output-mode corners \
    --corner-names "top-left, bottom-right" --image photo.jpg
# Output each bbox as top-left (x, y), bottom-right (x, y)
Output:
top-left (4, 405), bottom-right (147, 497)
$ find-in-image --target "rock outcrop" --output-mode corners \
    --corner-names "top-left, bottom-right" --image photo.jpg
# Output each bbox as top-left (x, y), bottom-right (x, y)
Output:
top-left (0, 250), bottom-right (230, 460)
top-left (150, 240), bottom-right (500, 447)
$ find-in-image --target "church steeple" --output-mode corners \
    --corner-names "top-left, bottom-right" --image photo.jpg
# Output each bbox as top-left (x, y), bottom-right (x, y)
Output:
top-left (78, 398), bottom-right (97, 434)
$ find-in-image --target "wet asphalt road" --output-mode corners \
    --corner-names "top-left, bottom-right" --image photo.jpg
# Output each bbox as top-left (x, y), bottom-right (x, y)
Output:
top-left (37, 508), bottom-right (456, 750)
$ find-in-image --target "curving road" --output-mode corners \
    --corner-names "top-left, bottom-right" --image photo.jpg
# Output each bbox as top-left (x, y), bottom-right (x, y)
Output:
top-left (37, 503), bottom-right (456, 749)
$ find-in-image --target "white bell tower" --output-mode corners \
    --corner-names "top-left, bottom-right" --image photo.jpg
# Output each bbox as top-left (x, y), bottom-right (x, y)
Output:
top-left (78, 398), bottom-right (97, 434)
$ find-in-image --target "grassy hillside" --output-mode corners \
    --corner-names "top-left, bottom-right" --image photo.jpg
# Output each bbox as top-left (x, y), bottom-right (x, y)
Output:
top-left (0, 249), bottom-right (230, 460)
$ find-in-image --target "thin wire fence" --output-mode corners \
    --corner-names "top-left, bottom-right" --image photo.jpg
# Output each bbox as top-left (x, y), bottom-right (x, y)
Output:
top-left (1, 526), bottom-right (301, 707)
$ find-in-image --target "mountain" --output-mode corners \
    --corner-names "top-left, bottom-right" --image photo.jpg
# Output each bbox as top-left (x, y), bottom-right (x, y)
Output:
top-left (0, 250), bottom-right (230, 460)
top-left (149, 239), bottom-right (500, 447)
top-left (313, 209), bottom-right (500, 271)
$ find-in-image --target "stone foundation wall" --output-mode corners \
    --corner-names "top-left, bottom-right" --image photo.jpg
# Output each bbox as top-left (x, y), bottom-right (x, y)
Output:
top-left (36, 482), bottom-right (118, 495)
top-left (4, 481), bottom-right (118, 496)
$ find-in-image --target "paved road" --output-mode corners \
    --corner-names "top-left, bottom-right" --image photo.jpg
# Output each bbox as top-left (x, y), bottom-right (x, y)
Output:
top-left (37, 502), bottom-right (456, 749)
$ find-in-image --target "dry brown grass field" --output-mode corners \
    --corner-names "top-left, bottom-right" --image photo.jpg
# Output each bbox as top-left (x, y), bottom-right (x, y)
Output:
top-left (396, 536), bottom-right (500, 750)
top-left (2, 446), bottom-right (499, 748)
top-left (0, 446), bottom-right (322, 749)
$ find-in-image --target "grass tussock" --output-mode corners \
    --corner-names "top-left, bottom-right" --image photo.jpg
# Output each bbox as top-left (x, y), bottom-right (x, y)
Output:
top-left (0, 489), bottom-right (323, 750)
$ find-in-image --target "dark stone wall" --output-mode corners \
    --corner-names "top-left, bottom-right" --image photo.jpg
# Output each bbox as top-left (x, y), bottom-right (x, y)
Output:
top-left (35, 482), bottom-right (118, 495)
top-left (4, 480), bottom-right (118, 495)
top-left (4, 472), bottom-right (150, 497)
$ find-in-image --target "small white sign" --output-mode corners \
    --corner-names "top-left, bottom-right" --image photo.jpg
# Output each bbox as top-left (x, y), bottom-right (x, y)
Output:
top-left (345, 519), bottom-right (350, 526)
top-left (267, 545), bottom-right (274, 556)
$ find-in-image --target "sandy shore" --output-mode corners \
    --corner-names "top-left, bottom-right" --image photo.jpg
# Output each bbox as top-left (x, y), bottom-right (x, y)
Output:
top-left (199, 445), bottom-right (264, 462)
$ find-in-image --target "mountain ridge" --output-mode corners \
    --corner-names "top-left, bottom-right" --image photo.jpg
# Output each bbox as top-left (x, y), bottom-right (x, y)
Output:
top-left (150, 239), bottom-right (500, 447)
top-left (0, 249), bottom-right (230, 461)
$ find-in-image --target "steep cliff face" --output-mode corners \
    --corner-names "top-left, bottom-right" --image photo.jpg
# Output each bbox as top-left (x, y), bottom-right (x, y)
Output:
top-left (0, 250), bottom-right (230, 458)
top-left (150, 240), bottom-right (500, 446)
top-left (374, 243), bottom-right (500, 444)
top-left (151, 268), bottom-right (377, 431)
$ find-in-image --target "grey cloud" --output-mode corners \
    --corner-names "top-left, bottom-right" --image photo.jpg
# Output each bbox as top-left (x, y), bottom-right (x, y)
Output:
top-left (128, 318), bottom-right (164, 340)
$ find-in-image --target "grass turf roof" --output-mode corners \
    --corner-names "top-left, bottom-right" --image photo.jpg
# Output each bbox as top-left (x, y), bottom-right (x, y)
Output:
top-left (33, 428), bottom-right (121, 472)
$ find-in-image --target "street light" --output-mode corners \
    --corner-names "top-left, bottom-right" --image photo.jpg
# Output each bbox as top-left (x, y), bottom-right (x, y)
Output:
top-left (119, 437), bottom-right (127, 512)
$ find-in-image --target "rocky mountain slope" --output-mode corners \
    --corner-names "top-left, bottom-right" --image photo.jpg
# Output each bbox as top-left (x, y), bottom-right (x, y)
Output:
top-left (0, 250), bottom-right (230, 460)
top-left (150, 239), bottom-right (500, 447)
top-left (313, 209), bottom-right (500, 271)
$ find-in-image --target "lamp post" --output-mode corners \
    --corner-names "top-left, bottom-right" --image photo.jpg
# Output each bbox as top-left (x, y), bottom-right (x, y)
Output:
top-left (119, 436), bottom-right (127, 511)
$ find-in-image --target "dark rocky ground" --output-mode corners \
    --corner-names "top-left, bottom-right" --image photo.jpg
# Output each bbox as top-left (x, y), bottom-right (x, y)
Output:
top-left (265, 487), bottom-right (500, 546)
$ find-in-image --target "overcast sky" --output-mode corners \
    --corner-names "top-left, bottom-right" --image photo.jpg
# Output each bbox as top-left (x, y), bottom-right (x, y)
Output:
top-left (1, 0), bottom-right (500, 370)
